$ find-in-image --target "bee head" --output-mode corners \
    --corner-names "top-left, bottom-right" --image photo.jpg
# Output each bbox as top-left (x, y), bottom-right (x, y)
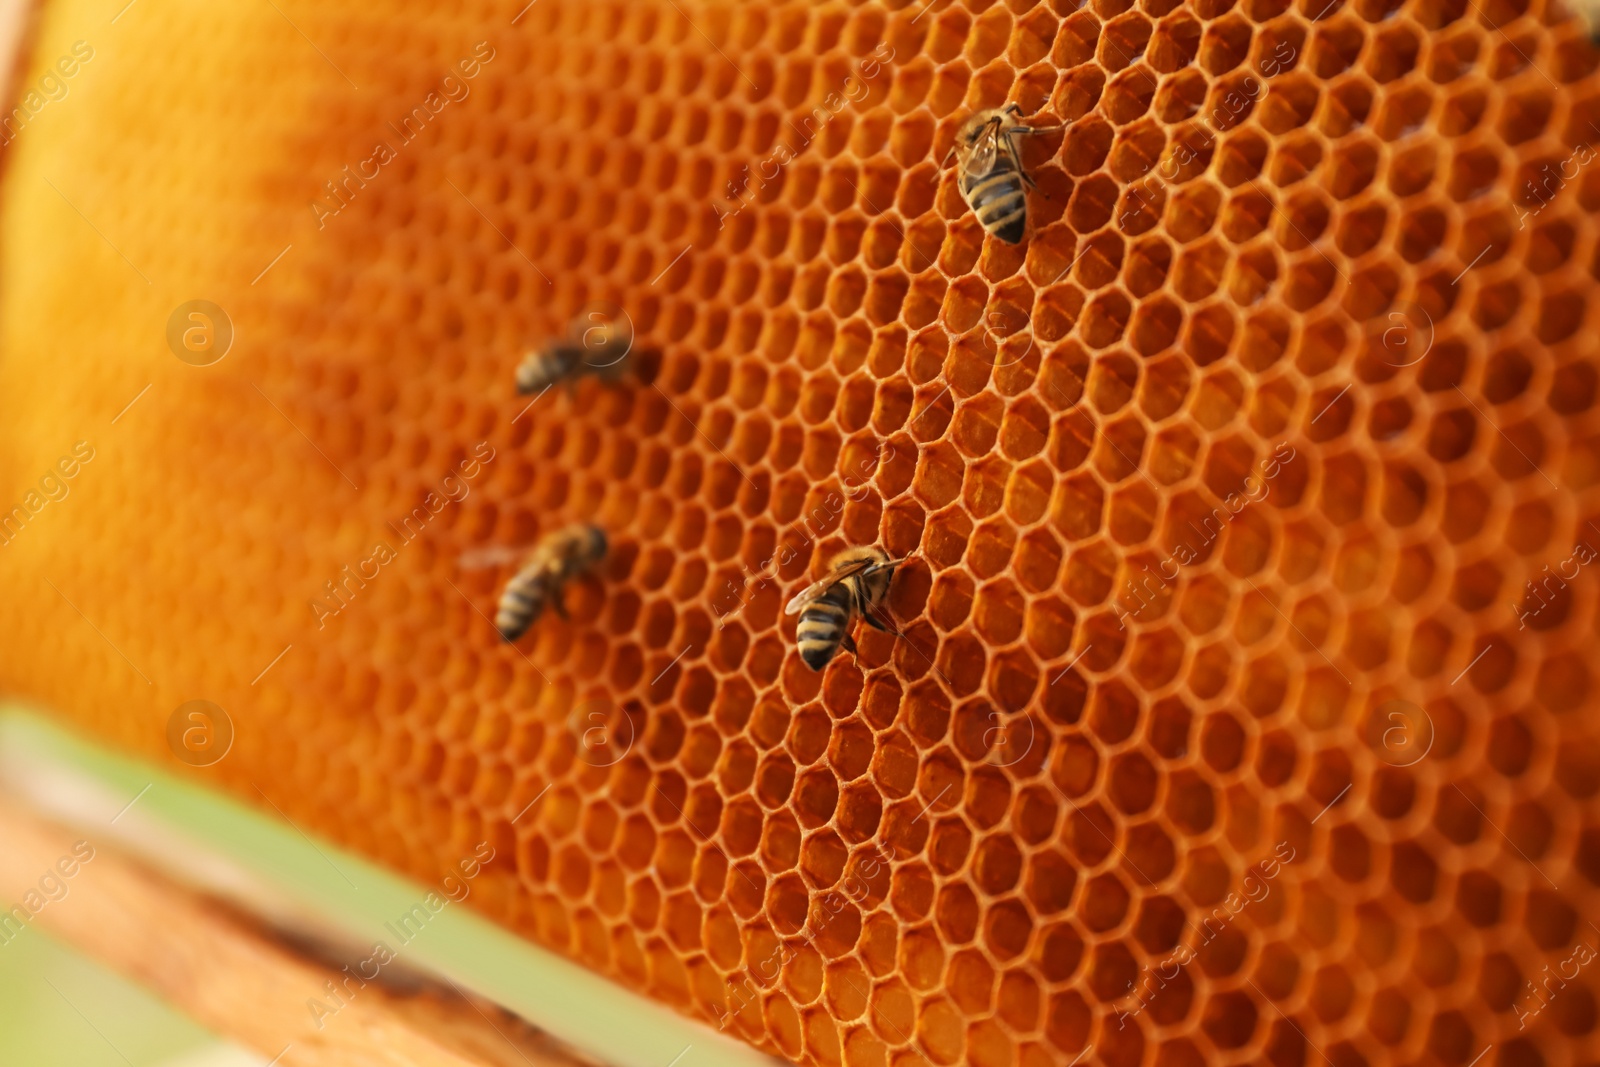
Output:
top-left (832, 544), bottom-right (891, 570)
top-left (959, 112), bottom-right (995, 145)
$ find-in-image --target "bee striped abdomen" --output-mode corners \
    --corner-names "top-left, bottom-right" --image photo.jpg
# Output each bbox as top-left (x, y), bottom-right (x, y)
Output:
top-left (494, 524), bottom-right (607, 643)
top-left (962, 167), bottom-right (1027, 244)
top-left (496, 572), bottom-right (546, 641)
top-left (797, 585), bottom-right (854, 671)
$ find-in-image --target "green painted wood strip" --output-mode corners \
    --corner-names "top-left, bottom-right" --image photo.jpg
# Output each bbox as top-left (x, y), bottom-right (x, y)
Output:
top-left (0, 705), bottom-right (777, 1067)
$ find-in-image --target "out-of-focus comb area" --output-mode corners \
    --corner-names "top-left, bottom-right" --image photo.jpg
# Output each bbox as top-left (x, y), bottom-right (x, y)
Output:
top-left (2, 0), bottom-right (1600, 1064)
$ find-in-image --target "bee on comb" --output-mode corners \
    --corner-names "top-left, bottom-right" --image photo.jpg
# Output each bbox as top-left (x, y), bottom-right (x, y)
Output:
top-left (945, 104), bottom-right (1062, 244)
top-left (785, 546), bottom-right (907, 671)
top-left (515, 308), bottom-right (633, 396)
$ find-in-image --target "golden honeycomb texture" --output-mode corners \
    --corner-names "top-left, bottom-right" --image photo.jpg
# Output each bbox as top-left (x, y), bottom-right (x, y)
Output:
top-left (2, 0), bottom-right (1600, 1063)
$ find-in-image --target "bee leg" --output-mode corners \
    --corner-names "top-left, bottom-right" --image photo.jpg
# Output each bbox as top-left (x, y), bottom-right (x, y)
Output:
top-left (870, 610), bottom-right (907, 638)
top-left (552, 588), bottom-right (570, 620)
top-left (1016, 167), bottom-right (1055, 202)
top-left (852, 585), bottom-right (893, 633)
top-left (1010, 124), bottom-right (1065, 136)
top-left (841, 631), bottom-right (860, 658)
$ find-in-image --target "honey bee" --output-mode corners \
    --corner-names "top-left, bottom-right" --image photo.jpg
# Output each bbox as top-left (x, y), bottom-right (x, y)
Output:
top-left (946, 104), bottom-right (1062, 245)
top-left (515, 311), bottom-right (632, 395)
top-left (785, 546), bottom-right (907, 671)
top-left (491, 524), bottom-right (608, 642)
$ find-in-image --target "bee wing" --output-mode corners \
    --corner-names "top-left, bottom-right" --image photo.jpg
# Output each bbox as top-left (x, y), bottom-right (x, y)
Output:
top-left (457, 544), bottom-right (532, 570)
top-left (784, 575), bottom-right (839, 616)
top-left (784, 558), bottom-right (889, 615)
top-left (963, 120), bottom-right (1001, 178)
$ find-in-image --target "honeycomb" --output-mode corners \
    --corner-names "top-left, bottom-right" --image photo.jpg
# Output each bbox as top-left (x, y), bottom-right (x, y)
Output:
top-left (3, 0), bottom-right (1600, 1064)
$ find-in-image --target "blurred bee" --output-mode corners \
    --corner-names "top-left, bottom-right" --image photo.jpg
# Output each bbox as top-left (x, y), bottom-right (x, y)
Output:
top-left (480, 524), bottom-right (608, 642)
top-left (515, 311), bottom-right (633, 395)
top-left (1580, 0), bottom-right (1600, 42)
top-left (945, 104), bottom-right (1062, 245)
top-left (785, 546), bottom-right (907, 671)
